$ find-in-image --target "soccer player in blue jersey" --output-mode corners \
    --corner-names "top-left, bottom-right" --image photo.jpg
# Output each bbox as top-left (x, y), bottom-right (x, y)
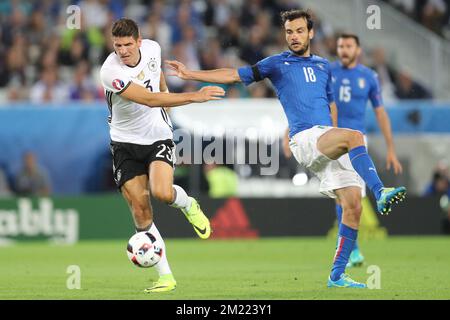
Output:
top-left (330, 34), bottom-right (403, 268)
top-left (166, 9), bottom-right (406, 288)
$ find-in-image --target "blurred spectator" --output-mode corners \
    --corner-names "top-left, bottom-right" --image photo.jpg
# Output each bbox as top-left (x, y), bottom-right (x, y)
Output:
top-left (370, 47), bottom-right (398, 102)
top-left (423, 163), bottom-right (450, 198)
top-left (59, 33), bottom-right (89, 67)
top-left (15, 152), bottom-right (52, 196)
top-left (199, 37), bottom-right (224, 70)
top-left (169, 0), bottom-right (203, 45)
top-left (6, 32), bottom-right (28, 88)
top-left (388, 0), bottom-right (417, 17)
top-left (423, 162), bottom-right (450, 234)
top-left (240, 26), bottom-right (266, 65)
top-left (179, 25), bottom-right (201, 69)
top-left (217, 14), bottom-right (241, 50)
top-left (239, 0), bottom-right (267, 28)
top-left (30, 68), bottom-right (68, 103)
top-left (204, 163), bottom-right (238, 198)
top-left (80, 0), bottom-right (109, 29)
top-left (27, 8), bottom-right (47, 47)
top-left (69, 60), bottom-right (99, 101)
top-left (0, 167), bottom-right (13, 198)
top-left (141, 10), bottom-right (172, 55)
top-left (385, 0), bottom-right (449, 37)
top-left (204, 0), bottom-right (233, 28)
top-left (395, 69), bottom-right (433, 100)
top-left (419, 0), bottom-right (447, 35)
top-left (226, 85), bottom-right (245, 98)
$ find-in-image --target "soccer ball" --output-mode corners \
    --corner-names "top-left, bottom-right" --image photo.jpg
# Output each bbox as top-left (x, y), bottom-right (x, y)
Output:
top-left (126, 232), bottom-right (163, 268)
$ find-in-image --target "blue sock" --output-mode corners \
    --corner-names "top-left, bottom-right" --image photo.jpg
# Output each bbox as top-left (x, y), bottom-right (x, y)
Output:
top-left (335, 204), bottom-right (343, 249)
top-left (348, 146), bottom-right (384, 200)
top-left (336, 204), bottom-right (360, 253)
top-left (330, 223), bottom-right (358, 281)
top-left (335, 204), bottom-right (343, 225)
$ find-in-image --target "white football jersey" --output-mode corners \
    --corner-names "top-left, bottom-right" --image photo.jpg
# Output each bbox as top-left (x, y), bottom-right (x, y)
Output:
top-left (100, 39), bottom-right (173, 145)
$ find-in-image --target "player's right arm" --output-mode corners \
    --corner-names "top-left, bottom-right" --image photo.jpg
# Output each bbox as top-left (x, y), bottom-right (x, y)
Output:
top-left (166, 60), bottom-right (241, 84)
top-left (100, 66), bottom-right (224, 108)
top-left (120, 82), bottom-right (225, 107)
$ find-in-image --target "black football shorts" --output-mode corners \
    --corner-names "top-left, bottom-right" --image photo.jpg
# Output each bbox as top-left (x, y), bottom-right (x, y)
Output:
top-left (109, 139), bottom-right (175, 189)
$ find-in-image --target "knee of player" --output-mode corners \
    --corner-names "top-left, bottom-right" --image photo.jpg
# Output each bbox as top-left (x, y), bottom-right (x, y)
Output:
top-left (342, 200), bottom-right (362, 216)
top-left (349, 130), bottom-right (364, 146)
top-left (131, 200), bottom-right (150, 217)
top-left (152, 187), bottom-right (174, 204)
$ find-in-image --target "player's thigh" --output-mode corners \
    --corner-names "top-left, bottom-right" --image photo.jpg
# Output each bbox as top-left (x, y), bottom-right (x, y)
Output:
top-left (121, 174), bottom-right (151, 209)
top-left (317, 128), bottom-right (361, 160)
top-left (148, 160), bottom-right (174, 199)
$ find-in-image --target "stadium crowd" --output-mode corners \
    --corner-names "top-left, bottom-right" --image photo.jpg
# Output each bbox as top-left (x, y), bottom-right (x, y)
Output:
top-left (382, 0), bottom-right (450, 39)
top-left (0, 0), bottom-right (436, 105)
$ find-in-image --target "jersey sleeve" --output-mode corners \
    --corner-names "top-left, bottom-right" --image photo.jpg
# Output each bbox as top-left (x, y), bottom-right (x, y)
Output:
top-left (368, 71), bottom-right (383, 108)
top-left (100, 65), bottom-right (132, 94)
top-left (237, 55), bottom-right (278, 86)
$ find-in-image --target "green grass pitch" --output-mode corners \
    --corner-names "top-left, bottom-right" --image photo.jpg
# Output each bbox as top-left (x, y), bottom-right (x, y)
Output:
top-left (0, 236), bottom-right (449, 300)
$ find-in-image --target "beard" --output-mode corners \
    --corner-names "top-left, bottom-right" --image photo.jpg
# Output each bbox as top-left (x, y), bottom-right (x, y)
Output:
top-left (289, 41), bottom-right (310, 56)
top-left (340, 54), bottom-right (357, 66)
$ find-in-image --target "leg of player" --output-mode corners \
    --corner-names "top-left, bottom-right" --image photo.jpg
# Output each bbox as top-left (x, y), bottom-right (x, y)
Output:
top-left (328, 186), bottom-right (366, 288)
top-left (121, 176), bottom-right (176, 293)
top-left (335, 199), bottom-right (364, 268)
top-left (149, 161), bottom-right (211, 239)
top-left (317, 128), bottom-right (406, 215)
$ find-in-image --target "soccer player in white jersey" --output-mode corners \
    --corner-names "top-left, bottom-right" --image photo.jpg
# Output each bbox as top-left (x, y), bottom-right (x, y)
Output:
top-left (100, 18), bottom-right (224, 293)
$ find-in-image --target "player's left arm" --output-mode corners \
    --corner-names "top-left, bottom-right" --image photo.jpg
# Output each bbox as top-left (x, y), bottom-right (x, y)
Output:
top-left (370, 72), bottom-right (402, 174)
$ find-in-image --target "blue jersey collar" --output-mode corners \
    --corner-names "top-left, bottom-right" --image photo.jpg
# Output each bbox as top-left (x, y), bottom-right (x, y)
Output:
top-left (286, 51), bottom-right (314, 59)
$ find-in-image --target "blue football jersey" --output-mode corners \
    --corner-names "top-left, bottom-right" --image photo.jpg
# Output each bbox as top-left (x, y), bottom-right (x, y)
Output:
top-left (238, 52), bottom-right (335, 138)
top-left (330, 61), bottom-right (383, 134)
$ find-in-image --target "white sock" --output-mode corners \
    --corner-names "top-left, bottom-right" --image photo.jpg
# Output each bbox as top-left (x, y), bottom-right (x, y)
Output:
top-left (170, 185), bottom-right (192, 211)
top-left (149, 223), bottom-right (172, 277)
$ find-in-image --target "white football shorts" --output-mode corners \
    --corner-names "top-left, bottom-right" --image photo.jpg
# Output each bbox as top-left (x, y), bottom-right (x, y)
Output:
top-left (289, 125), bottom-right (364, 199)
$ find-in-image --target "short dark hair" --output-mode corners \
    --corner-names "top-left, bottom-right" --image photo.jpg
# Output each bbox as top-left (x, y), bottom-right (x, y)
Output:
top-left (112, 18), bottom-right (139, 40)
top-left (280, 9), bottom-right (314, 31)
top-left (337, 33), bottom-right (360, 46)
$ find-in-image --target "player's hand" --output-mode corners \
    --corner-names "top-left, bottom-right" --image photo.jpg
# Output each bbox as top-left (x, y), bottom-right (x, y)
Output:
top-left (386, 150), bottom-right (403, 175)
top-left (194, 86), bottom-right (225, 102)
top-left (165, 60), bottom-right (190, 80)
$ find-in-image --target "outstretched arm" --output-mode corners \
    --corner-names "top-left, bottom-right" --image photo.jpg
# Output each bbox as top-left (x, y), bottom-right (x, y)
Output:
top-left (120, 82), bottom-right (225, 108)
top-left (374, 106), bottom-right (403, 174)
top-left (166, 60), bottom-right (241, 84)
